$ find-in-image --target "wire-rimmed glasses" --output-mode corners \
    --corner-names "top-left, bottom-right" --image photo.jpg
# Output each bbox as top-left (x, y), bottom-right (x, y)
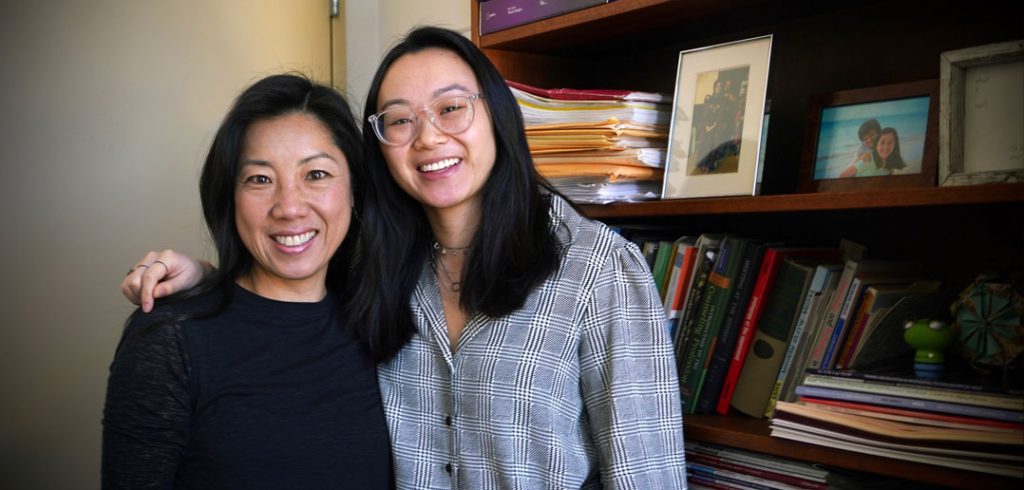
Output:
top-left (368, 93), bottom-right (483, 146)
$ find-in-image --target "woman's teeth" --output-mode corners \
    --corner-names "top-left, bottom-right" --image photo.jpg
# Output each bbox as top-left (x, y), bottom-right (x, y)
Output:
top-left (418, 157), bottom-right (460, 172)
top-left (274, 231), bottom-right (316, 247)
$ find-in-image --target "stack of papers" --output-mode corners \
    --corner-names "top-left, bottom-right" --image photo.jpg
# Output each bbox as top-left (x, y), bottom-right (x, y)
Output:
top-left (509, 81), bottom-right (672, 204)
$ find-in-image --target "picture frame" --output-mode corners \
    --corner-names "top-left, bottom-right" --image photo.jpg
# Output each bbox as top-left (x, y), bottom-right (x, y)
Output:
top-left (662, 35), bottom-right (772, 199)
top-left (939, 40), bottom-right (1024, 186)
top-left (798, 79), bottom-right (939, 193)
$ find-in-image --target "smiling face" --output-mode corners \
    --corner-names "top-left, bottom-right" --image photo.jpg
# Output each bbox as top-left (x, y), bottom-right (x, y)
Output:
top-left (876, 131), bottom-right (896, 162)
top-left (375, 48), bottom-right (496, 217)
top-left (234, 112), bottom-right (352, 301)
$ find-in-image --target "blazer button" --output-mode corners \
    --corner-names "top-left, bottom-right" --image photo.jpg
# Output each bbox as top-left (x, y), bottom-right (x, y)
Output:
top-left (445, 463), bottom-right (452, 473)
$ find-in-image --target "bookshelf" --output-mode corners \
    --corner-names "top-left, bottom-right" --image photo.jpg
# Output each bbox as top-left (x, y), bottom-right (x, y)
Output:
top-left (473, 0), bottom-right (1022, 488)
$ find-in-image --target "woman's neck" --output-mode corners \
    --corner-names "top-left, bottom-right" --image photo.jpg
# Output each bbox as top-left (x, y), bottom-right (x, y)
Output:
top-left (236, 271), bottom-right (327, 303)
top-left (425, 201), bottom-right (482, 250)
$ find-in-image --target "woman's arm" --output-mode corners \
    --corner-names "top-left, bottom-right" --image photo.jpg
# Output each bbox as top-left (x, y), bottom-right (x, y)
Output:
top-left (578, 245), bottom-right (688, 489)
top-left (122, 250), bottom-right (212, 312)
top-left (103, 314), bottom-right (193, 487)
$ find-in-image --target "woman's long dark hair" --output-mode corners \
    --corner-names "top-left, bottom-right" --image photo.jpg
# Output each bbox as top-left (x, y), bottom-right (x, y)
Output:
top-left (131, 73), bottom-right (365, 323)
top-left (350, 26), bottom-right (562, 360)
top-left (873, 127), bottom-right (907, 170)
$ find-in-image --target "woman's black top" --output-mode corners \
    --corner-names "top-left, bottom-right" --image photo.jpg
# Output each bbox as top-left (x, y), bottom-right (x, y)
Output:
top-left (102, 284), bottom-right (393, 489)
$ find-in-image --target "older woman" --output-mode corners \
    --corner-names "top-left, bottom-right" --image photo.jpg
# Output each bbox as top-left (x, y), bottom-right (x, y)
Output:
top-left (103, 74), bottom-right (392, 488)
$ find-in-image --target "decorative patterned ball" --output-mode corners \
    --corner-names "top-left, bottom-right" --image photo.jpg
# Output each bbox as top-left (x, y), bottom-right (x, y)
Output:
top-left (950, 273), bottom-right (1024, 376)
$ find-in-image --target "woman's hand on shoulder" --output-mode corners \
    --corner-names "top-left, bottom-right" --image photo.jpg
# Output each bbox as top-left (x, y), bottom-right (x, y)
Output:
top-left (122, 250), bottom-right (211, 313)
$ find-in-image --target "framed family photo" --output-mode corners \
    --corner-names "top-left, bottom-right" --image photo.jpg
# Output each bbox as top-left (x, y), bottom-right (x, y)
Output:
top-left (662, 35), bottom-right (772, 199)
top-left (939, 40), bottom-right (1024, 186)
top-left (798, 80), bottom-right (939, 193)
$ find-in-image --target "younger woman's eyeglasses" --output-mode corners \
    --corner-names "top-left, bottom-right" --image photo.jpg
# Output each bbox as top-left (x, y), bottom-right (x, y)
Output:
top-left (368, 93), bottom-right (483, 146)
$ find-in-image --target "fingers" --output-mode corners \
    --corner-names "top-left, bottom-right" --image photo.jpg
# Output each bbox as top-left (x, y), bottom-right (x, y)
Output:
top-left (138, 251), bottom-right (178, 313)
top-left (120, 250), bottom-right (176, 313)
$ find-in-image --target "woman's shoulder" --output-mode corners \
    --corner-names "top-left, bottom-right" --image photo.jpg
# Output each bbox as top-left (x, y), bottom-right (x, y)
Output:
top-left (121, 286), bottom-right (225, 343)
top-left (548, 194), bottom-right (640, 263)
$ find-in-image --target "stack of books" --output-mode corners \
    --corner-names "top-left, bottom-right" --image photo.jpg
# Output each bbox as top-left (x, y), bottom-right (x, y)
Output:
top-left (685, 440), bottom-right (831, 489)
top-left (770, 368), bottom-right (1024, 478)
top-left (509, 80), bottom-right (671, 203)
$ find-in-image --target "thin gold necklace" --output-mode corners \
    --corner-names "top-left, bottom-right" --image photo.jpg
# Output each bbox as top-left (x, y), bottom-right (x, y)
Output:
top-left (434, 255), bottom-right (461, 292)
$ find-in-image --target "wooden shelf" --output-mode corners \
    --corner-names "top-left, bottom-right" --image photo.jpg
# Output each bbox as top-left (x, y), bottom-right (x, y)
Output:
top-left (580, 183), bottom-right (1024, 219)
top-left (685, 415), bottom-right (1020, 489)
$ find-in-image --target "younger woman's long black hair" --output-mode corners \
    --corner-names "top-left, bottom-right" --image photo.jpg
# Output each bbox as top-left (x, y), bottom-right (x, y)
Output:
top-left (349, 26), bottom-right (563, 360)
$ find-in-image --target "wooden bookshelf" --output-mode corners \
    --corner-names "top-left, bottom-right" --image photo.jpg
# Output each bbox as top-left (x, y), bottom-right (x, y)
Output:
top-left (580, 182), bottom-right (1024, 218)
top-left (473, 0), bottom-right (1023, 487)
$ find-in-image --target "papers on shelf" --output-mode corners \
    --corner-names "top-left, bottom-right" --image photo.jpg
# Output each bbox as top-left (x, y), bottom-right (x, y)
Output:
top-left (509, 80), bottom-right (672, 204)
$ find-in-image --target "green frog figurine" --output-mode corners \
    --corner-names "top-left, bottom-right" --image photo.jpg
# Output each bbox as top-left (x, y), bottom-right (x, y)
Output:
top-left (903, 319), bottom-right (952, 379)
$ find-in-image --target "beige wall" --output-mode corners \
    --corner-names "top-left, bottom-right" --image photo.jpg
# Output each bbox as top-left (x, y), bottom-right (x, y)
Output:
top-left (344, 0), bottom-right (471, 113)
top-left (0, 1), bottom-right (339, 487)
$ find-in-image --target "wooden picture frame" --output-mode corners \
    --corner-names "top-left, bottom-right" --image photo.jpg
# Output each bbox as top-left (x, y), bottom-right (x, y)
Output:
top-left (798, 80), bottom-right (939, 193)
top-left (939, 40), bottom-right (1024, 186)
top-left (662, 35), bottom-right (772, 199)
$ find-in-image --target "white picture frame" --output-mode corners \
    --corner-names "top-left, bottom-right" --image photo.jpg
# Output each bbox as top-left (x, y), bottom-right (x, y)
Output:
top-left (939, 40), bottom-right (1024, 186)
top-left (662, 35), bottom-right (772, 199)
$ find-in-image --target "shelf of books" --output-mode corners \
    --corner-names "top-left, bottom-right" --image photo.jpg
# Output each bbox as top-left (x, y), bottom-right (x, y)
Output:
top-left (472, 0), bottom-right (1023, 487)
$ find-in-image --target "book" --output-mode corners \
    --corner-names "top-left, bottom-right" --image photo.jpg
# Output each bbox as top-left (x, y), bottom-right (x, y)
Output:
top-left (834, 281), bottom-right (942, 369)
top-left (770, 425), bottom-right (1024, 479)
top-left (849, 289), bottom-right (960, 370)
top-left (663, 237), bottom-right (698, 319)
top-left (680, 235), bottom-right (749, 413)
top-left (479, 0), bottom-right (611, 35)
top-left (774, 401), bottom-right (1024, 446)
top-left (764, 261), bottom-right (843, 418)
top-left (799, 396), bottom-right (1024, 432)
top-left (688, 462), bottom-right (812, 490)
top-left (806, 258), bottom-right (917, 371)
top-left (802, 370), bottom-right (1019, 409)
top-left (819, 262), bottom-right (922, 369)
top-left (801, 372), bottom-right (1024, 411)
top-left (731, 256), bottom-right (838, 418)
top-left (649, 239), bottom-right (674, 296)
top-left (770, 413), bottom-right (1024, 478)
top-left (672, 234), bottom-right (722, 374)
top-left (686, 452), bottom-right (828, 489)
top-left (695, 239), bottom-right (766, 414)
top-left (715, 245), bottom-right (841, 414)
top-left (686, 441), bottom-right (829, 482)
top-left (794, 385), bottom-right (1024, 423)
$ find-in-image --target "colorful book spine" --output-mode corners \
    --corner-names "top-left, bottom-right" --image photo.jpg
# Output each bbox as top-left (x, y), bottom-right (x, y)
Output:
top-left (763, 261), bottom-right (842, 418)
top-left (730, 257), bottom-right (822, 418)
top-left (680, 236), bottom-right (748, 413)
top-left (715, 246), bottom-right (838, 414)
top-left (696, 240), bottom-right (765, 414)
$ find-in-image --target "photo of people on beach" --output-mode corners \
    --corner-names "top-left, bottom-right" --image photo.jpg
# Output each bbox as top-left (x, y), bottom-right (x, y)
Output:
top-left (813, 96), bottom-right (930, 180)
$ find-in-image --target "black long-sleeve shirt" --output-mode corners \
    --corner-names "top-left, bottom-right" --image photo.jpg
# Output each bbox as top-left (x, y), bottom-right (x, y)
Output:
top-left (102, 284), bottom-right (392, 489)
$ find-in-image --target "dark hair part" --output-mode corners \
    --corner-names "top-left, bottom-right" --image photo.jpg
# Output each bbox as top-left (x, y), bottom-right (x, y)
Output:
top-left (132, 73), bottom-right (365, 323)
top-left (873, 126), bottom-right (907, 170)
top-left (350, 26), bottom-right (562, 360)
top-left (858, 118), bottom-right (882, 141)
